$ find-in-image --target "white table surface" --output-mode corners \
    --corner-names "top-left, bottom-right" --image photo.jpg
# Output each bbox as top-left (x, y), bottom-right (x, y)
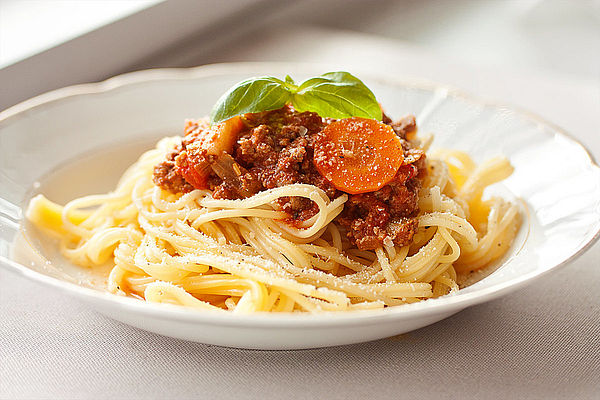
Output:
top-left (1, 25), bottom-right (599, 399)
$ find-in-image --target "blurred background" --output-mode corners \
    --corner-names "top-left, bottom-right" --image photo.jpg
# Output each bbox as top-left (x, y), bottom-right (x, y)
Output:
top-left (1, 0), bottom-right (599, 149)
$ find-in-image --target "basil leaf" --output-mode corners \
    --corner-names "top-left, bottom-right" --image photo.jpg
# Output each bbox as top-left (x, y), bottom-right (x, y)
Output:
top-left (292, 72), bottom-right (382, 120)
top-left (210, 76), bottom-right (292, 123)
top-left (209, 71), bottom-right (381, 123)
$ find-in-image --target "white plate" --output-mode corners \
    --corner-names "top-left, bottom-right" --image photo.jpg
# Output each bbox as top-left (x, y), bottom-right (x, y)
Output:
top-left (1, 63), bottom-right (599, 350)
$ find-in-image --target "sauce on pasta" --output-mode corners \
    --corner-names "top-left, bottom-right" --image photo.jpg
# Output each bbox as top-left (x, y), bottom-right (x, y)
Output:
top-left (26, 78), bottom-right (521, 313)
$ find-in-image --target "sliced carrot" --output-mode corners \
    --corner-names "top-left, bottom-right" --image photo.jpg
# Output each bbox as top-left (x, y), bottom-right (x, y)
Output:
top-left (176, 116), bottom-right (244, 190)
top-left (313, 117), bottom-right (404, 194)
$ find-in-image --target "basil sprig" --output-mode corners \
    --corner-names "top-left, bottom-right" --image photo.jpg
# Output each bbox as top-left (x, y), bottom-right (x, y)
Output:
top-left (210, 72), bottom-right (382, 123)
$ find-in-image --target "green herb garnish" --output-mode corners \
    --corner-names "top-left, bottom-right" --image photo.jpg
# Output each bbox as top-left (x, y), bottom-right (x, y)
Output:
top-left (210, 71), bottom-right (382, 123)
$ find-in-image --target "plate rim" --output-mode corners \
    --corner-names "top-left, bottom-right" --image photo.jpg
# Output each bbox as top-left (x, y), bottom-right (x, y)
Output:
top-left (1, 61), bottom-right (599, 327)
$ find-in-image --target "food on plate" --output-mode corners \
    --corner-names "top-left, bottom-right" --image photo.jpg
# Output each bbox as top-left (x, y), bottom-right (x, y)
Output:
top-left (26, 72), bottom-right (521, 313)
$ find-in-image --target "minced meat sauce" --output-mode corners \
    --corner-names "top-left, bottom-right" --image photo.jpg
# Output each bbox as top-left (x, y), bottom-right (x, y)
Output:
top-left (153, 105), bottom-right (426, 250)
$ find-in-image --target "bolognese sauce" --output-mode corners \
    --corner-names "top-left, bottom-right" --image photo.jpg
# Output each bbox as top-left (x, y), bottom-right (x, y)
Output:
top-left (153, 105), bottom-right (426, 250)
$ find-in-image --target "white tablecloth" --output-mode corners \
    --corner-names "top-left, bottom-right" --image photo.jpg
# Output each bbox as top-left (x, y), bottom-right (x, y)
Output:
top-left (1, 26), bottom-right (599, 399)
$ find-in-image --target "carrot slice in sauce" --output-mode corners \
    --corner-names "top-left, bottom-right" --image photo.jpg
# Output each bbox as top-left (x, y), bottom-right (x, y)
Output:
top-left (313, 117), bottom-right (404, 194)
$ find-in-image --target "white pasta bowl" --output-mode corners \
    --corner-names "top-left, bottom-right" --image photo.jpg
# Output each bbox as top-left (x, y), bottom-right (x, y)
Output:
top-left (1, 62), bottom-right (599, 350)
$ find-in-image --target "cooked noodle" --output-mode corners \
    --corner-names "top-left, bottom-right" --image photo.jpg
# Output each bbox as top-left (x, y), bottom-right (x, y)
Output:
top-left (27, 136), bottom-right (521, 313)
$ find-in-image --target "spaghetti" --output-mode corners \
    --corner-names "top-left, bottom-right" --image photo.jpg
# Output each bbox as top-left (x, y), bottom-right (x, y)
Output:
top-left (25, 71), bottom-right (520, 313)
top-left (26, 133), bottom-right (520, 313)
